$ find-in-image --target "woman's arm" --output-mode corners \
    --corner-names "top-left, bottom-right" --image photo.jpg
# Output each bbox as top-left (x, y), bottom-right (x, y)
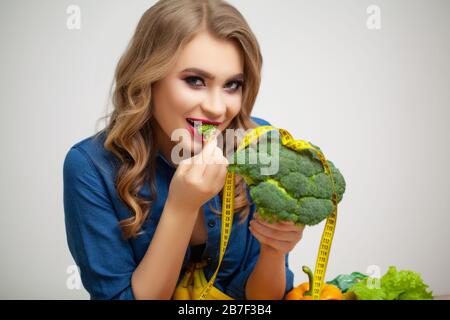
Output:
top-left (245, 246), bottom-right (286, 300)
top-left (131, 198), bottom-right (198, 300)
top-left (132, 134), bottom-right (228, 299)
top-left (245, 213), bottom-right (305, 300)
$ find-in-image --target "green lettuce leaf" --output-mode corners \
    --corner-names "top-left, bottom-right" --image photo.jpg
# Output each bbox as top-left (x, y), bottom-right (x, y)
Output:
top-left (381, 266), bottom-right (433, 300)
top-left (348, 280), bottom-right (386, 300)
top-left (348, 266), bottom-right (433, 300)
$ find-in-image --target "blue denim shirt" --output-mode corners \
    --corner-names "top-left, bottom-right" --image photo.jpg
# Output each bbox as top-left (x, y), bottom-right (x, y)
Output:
top-left (63, 116), bottom-right (294, 300)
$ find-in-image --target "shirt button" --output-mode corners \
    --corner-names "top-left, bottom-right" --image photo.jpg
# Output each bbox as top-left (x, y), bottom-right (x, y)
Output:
top-left (208, 219), bottom-right (216, 228)
top-left (207, 257), bottom-right (212, 263)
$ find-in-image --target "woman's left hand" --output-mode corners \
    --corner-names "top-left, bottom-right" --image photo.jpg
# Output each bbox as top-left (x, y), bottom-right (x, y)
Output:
top-left (249, 212), bottom-right (305, 256)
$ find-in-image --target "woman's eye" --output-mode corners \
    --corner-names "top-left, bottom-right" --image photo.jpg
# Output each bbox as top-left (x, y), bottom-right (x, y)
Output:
top-left (184, 76), bottom-right (243, 91)
top-left (225, 81), bottom-right (243, 91)
top-left (184, 76), bottom-right (205, 87)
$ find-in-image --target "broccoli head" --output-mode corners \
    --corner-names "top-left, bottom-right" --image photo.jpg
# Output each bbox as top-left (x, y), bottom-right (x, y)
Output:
top-left (227, 131), bottom-right (346, 226)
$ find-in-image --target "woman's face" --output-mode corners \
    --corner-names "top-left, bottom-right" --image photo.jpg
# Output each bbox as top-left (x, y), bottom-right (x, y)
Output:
top-left (151, 31), bottom-right (244, 163)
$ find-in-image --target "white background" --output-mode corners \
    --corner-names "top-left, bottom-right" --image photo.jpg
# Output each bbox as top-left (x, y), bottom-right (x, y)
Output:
top-left (0, 0), bottom-right (449, 299)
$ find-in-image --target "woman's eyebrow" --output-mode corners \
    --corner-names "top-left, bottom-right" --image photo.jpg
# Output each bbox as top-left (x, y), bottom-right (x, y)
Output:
top-left (181, 67), bottom-right (244, 81)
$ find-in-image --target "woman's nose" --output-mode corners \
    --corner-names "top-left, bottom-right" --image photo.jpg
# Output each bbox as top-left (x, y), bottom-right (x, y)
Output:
top-left (200, 89), bottom-right (227, 117)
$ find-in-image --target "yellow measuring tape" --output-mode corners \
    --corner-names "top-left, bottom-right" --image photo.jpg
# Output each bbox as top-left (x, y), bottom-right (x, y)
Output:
top-left (199, 125), bottom-right (338, 300)
top-left (198, 171), bottom-right (235, 299)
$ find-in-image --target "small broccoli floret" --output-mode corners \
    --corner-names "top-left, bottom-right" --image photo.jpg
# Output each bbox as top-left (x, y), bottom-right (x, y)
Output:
top-left (198, 124), bottom-right (218, 140)
top-left (250, 180), bottom-right (299, 224)
top-left (227, 132), bottom-right (346, 226)
top-left (296, 197), bottom-right (334, 225)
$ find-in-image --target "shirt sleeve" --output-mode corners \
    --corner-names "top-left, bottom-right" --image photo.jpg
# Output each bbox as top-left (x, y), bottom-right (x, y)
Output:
top-left (224, 209), bottom-right (295, 300)
top-left (63, 147), bottom-right (137, 300)
top-left (251, 116), bottom-right (272, 127)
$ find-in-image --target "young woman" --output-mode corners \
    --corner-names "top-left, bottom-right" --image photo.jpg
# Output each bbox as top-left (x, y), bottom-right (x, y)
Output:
top-left (63, 0), bottom-right (305, 300)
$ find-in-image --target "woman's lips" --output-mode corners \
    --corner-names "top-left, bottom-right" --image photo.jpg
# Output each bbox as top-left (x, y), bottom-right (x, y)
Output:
top-left (186, 117), bottom-right (222, 126)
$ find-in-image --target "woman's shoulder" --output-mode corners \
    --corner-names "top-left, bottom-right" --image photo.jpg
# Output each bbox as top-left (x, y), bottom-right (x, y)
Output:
top-left (63, 130), bottom-right (119, 182)
top-left (250, 116), bottom-right (272, 127)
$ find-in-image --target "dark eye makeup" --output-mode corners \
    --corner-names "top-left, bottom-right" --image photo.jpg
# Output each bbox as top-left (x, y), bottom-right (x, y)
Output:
top-left (183, 76), bottom-right (243, 92)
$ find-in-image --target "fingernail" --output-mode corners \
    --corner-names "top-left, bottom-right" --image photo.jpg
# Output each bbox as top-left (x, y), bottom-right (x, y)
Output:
top-left (211, 129), bottom-right (219, 139)
top-left (207, 135), bottom-right (216, 143)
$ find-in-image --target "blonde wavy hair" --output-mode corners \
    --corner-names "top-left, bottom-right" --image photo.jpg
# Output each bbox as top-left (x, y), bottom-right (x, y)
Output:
top-left (95, 0), bottom-right (264, 240)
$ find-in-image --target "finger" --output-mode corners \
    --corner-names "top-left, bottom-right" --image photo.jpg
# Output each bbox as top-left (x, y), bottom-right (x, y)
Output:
top-left (212, 146), bottom-right (228, 166)
top-left (202, 147), bottom-right (226, 177)
top-left (175, 157), bottom-right (192, 176)
top-left (203, 148), bottom-right (228, 189)
top-left (202, 162), bottom-right (223, 183)
top-left (204, 162), bottom-right (228, 191)
top-left (214, 163), bottom-right (229, 189)
top-left (209, 145), bottom-right (226, 165)
top-left (254, 213), bottom-right (302, 232)
top-left (187, 135), bottom-right (218, 177)
top-left (249, 224), bottom-right (290, 250)
top-left (199, 135), bottom-right (219, 164)
top-left (207, 128), bottom-right (221, 142)
top-left (250, 219), bottom-right (300, 242)
top-left (254, 212), bottom-right (304, 231)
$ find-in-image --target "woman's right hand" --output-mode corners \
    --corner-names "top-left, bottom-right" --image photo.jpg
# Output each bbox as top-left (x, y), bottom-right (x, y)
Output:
top-left (167, 132), bottom-right (229, 215)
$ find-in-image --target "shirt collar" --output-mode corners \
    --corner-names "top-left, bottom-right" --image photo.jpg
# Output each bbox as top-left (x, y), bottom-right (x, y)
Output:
top-left (157, 150), bottom-right (176, 170)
